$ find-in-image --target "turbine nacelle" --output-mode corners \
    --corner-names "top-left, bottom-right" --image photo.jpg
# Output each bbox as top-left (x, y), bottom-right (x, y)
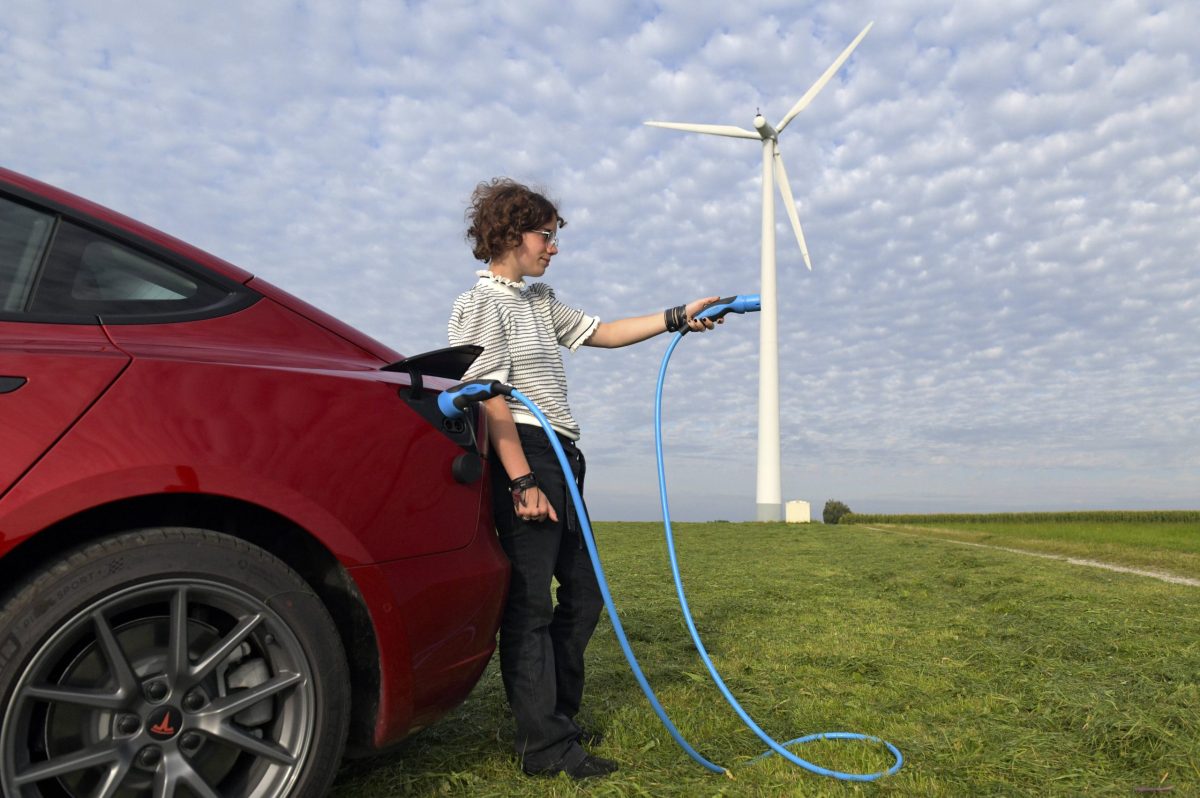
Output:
top-left (753, 115), bottom-right (777, 141)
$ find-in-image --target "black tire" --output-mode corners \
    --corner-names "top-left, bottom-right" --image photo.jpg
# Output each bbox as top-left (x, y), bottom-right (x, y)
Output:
top-left (0, 528), bottom-right (350, 798)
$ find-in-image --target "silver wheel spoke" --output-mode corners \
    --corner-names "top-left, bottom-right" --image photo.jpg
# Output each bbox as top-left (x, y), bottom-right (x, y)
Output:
top-left (213, 725), bottom-right (298, 765)
top-left (206, 670), bottom-right (302, 718)
top-left (189, 612), bottom-right (264, 681)
top-left (151, 762), bottom-right (171, 798)
top-left (95, 757), bottom-right (135, 798)
top-left (23, 683), bottom-right (126, 710)
top-left (166, 586), bottom-right (190, 682)
top-left (92, 609), bottom-right (138, 696)
top-left (179, 764), bottom-right (223, 798)
top-left (151, 756), bottom-right (222, 798)
top-left (13, 743), bottom-right (121, 785)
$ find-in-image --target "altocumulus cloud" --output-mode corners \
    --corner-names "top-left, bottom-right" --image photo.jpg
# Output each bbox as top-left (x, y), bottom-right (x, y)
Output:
top-left (2, 0), bottom-right (1196, 519)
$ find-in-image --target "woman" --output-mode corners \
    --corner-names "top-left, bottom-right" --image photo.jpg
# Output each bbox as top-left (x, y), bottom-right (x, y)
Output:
top-left (448, 178), bottom-right (719, 780)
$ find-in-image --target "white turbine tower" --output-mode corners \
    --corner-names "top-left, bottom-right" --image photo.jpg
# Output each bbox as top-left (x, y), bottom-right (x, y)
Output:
top-left (646, 22), bottom-right (872, 522)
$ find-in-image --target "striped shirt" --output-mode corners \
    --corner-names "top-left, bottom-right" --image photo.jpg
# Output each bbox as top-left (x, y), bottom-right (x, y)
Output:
top-left (448, 271), bottom-right (599, 440)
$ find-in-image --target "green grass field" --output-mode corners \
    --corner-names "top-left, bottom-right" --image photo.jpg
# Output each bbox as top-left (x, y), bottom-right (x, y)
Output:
top-left (332, 521), bottom-right (1200, 796)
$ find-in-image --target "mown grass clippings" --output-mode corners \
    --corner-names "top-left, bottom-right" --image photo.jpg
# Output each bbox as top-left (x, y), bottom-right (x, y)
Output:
top-left (332, 522), bottom-right (1200, 797)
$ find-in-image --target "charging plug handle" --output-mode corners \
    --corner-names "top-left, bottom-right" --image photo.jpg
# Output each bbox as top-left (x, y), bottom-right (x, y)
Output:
top-left (695, 294), bottom-right (762, 322)
top-left (437, 380), bottom-right (513, 418)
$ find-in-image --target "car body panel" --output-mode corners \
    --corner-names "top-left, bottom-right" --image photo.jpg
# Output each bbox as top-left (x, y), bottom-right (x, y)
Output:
top-left (0, 323), bottom-right (129, 496)
top-left (352, 504), bottom-right (508, 747)
top-left (2, 305), bottom-right (487, 565)
top-left (247, 276), bottom-right (402, 365)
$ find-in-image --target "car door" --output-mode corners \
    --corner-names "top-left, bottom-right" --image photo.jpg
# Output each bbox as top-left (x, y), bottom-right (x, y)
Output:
top-left (0, 197), bottom-right (131, 497)
top-left (0, 325), bottom-right (129, 497)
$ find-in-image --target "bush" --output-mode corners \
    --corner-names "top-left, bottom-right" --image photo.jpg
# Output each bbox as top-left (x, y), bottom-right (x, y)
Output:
top-left (823, 500), bottom-right (852, 525)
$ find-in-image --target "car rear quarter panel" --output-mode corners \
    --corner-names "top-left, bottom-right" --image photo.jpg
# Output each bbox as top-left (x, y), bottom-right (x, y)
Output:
top-left (2, 299), bottom-right (485, 565)
top-left (351, 508), bottom-right (508, 746)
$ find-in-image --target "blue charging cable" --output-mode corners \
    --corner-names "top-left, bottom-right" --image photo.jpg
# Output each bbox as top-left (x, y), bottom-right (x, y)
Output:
top-left (437, 295), bottom-right (902, 781)
top-left (657, 297), bottom-right (903, 780)
top-left (440, 379), bottom-right (728, 775)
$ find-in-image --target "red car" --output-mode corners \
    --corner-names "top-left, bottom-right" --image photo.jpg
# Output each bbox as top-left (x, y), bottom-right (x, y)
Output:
top-left (0, 167), bottom-right (509, 797)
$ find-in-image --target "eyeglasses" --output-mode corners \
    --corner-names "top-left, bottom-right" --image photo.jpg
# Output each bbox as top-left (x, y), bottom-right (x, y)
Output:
top-left (526, 228), bottom-right (559, 247)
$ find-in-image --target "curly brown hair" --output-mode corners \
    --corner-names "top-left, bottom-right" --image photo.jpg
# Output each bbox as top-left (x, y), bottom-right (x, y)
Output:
top-left (465, 178), bottom-right (567, 263)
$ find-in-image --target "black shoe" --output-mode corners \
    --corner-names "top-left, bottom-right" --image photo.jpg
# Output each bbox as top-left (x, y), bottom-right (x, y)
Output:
top-left (566, 754), bottom-right (618, 780)
top-left (525, 753), bottom-right (618, 781)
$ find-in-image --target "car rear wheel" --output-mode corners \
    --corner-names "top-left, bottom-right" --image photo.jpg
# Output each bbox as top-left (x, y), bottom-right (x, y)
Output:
top-left (0, 528), bottom-right (349, 798)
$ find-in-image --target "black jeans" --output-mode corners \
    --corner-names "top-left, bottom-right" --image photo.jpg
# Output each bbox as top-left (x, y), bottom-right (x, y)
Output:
top-left (491, 423), bottom-right (602, 772)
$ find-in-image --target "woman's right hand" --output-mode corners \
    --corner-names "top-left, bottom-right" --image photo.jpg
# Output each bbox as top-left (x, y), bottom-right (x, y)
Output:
top-left (515, 485), bottom-right (559, 522)
top-left (684, 296), bottom-right (722, 331)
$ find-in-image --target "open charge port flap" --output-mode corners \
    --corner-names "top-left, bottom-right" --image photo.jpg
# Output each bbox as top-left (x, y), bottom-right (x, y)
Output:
top-left (385, 345), bottom-right (484, 451)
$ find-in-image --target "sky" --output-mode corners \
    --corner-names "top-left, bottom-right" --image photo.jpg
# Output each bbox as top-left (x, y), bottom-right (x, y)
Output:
top-left (2, 1), bottom-right (1196, 521)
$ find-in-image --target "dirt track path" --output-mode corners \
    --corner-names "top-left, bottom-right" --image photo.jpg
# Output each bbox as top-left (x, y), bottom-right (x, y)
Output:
top-left (861, 525), bottom-right (1200, 588)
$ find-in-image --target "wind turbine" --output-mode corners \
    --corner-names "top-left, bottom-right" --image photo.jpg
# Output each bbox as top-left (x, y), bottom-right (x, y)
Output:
top-left (646, 23), bottom-right (873, 522)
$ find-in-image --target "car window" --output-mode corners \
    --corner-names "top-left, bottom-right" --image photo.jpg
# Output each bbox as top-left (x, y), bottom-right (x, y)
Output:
top-left (73, 240), bottom-right (199, 301)
top-left (0, 197), bottom-right (55, 313)
top-left (26, 220), bottom-right (234, 322)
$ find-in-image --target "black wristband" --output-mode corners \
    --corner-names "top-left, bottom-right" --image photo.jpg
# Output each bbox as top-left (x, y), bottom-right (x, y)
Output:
top-left (509, 473), bottom-right (538, 492)
top-left (510, 472), bottom-right (538, 509)
top-left (664, 304), bottom-right (687, 332)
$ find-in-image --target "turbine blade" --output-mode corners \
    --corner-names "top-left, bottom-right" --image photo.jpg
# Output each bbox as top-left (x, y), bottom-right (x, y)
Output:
top-left (644, 121), bottom-right (761, 140)
top-left (773, 145), bottom-right (812, 270)
top-left (776, 21), bottom-right (873, 134)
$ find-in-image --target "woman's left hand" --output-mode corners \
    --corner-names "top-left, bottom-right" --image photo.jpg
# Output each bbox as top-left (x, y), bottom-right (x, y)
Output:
top-left (684, 296), bottom-right (722, 332)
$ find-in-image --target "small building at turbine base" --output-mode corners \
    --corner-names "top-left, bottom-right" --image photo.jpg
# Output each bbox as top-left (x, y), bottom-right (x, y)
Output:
top-left (785, 500), bottom-right (811, 523)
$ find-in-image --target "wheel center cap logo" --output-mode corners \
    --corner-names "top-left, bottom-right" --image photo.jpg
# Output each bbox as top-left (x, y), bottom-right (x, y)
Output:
top-left (147, 707), bottom-right (181, 740)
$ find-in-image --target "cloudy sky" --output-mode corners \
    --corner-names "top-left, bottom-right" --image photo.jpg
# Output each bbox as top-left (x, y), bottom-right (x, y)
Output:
top-left (3, 1), bottom-right (1196, 520)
